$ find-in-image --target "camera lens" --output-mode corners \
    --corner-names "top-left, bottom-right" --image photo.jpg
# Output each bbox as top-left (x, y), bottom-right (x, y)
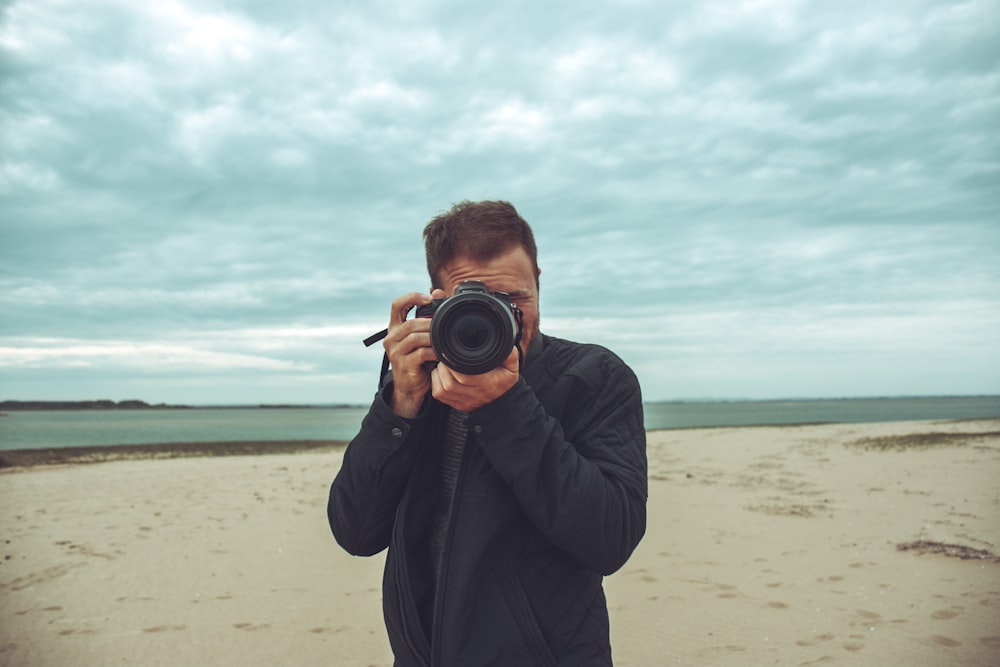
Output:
top-left (453, 313), bottom-right (493, 350)
top-left (430, 291), bottom-right (517, 375)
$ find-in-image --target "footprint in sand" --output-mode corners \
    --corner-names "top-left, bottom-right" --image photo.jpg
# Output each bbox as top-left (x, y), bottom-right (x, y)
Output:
top-left (930, 635), bottom-right (961, 648)
top-left (624, 568), bottom-right (657, 583)
top-left (931, 607), bottom-right (962, 620)
top-left (141, 625), bottom-right (186, 633)
top-left (233, 622), bottom-right (270, 631)
top-left (715, 584), bottom-right (739, 599)
top-left (20, 607), bottom-right (58, 621)
top-left (308, 626), bottom-right (347, 634)
top-left (796, 633), bottom-right (834, 647)
top-left (8, 563), bottom-right (84, 591)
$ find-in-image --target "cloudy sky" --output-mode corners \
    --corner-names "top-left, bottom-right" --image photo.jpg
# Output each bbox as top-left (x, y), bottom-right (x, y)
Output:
top-left (1, 0), bottom-right (998, 405)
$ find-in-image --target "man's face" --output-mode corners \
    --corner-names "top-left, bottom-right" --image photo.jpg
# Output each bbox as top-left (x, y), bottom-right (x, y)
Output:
top-left (436, 246), bottom-right (541, 359)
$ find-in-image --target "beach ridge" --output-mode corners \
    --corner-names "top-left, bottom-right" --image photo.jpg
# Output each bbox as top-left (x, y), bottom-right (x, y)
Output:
top-left (0, 440), bottom-right (349, 469)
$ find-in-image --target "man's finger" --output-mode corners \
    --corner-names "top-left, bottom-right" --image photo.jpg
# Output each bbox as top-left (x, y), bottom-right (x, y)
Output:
top-left (389, 292), bottom-right (432, 327)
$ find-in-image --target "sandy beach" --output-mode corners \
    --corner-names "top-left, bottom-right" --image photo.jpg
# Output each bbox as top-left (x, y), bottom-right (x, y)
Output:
top-left (2, 419), bottom-right (998, 666)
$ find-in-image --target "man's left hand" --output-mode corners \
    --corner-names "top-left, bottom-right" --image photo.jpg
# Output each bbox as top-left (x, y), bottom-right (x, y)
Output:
top-left (430, 346), bottom-right (520, 412)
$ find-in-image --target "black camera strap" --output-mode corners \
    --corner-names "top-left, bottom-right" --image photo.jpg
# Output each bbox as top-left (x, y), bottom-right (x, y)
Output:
top-left (513, 307), bottom-right (525, 371)
top-left (363, 329), bottom-right (388, 348)
top-left (361, 329), bottom-right (392, 391)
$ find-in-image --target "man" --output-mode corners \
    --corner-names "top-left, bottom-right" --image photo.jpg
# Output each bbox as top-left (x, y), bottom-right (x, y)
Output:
top-left (328, 200), bottom-right (647, 666)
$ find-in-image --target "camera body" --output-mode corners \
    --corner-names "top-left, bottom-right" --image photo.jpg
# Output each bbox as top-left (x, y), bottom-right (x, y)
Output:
top-left (416, 280), bottom-right (523, 375)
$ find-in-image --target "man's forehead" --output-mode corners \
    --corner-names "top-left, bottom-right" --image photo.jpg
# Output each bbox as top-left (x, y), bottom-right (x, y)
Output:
top-left (435, 247), bottom-right (539, 294)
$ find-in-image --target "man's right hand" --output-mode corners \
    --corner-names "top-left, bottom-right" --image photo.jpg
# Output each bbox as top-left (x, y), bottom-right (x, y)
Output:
top-left (384, 292), bottom-right (437, 418)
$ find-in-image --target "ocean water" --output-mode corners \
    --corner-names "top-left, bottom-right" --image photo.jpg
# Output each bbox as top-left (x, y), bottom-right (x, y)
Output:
top-left (0, 407), bottom-right (370, 451)
top-left (642, 395), bottom-right (1000, 430)
top-left (1, 396), bottom-right (998, 451)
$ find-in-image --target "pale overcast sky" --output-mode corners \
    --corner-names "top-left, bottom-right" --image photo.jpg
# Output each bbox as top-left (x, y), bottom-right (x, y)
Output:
top-left (1, 0), bottom-right (998, 404)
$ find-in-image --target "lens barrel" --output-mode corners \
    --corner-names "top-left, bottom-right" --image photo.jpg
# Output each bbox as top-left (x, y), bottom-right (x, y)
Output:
top-left (429, 283), bottom-right (518, 375)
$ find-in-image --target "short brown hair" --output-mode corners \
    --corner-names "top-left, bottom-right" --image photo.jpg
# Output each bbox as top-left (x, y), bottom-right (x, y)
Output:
top-left (423, 200), bottom-right (539, 289)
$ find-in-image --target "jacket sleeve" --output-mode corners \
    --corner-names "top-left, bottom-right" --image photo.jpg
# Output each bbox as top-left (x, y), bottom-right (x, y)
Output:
top-left (327, 385), bottom-right (425, 557)
top-left (468, 354), bottom-right (647, 575)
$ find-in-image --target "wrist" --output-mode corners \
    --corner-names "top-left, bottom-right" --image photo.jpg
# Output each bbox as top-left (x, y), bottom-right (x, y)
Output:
top-left (389, 387), bottom-right (426, 419)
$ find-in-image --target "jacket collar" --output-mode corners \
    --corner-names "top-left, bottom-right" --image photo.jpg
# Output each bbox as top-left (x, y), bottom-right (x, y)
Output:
top-left (524, 331), bottom-right (545, 364)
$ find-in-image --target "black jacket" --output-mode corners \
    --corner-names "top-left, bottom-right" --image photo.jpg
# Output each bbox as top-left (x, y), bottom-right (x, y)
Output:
top-left (328, 334), bottom-right (647, 666)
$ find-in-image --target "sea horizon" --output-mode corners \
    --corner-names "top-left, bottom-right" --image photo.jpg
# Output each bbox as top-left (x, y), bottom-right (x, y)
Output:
top-left (1, 395), bottom-right (997, 453)
top-left (2, 393), bottom-right (999, 410)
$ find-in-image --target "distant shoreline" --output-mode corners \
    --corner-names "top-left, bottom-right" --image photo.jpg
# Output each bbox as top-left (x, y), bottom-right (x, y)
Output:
top-left (2, 395), bottom-right (998, 412)
top-left (0, 439), bottom-right (349, 468)
top-left (0, 400), bottom-right (364, 411)
top-left (0, 400), bottom-right (187, 411)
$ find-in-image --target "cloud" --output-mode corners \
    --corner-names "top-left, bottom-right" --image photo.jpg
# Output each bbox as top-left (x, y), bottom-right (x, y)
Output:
top-left (1, 0), bottom-right (998, 403)
top-left (0, 336), bottom-right (311, 372)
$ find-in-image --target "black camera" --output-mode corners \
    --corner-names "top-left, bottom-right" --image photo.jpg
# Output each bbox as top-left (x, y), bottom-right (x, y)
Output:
top-left (415, 280), bottom-right (523, 375)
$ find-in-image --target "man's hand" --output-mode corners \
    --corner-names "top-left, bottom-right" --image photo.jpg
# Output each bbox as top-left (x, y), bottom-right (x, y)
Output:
top-left (384, 289), bottom-right (520, 415)
top-left (431, 345), bottom-right (520, 413)
top-left (384, 292), bottom-right (436, 418)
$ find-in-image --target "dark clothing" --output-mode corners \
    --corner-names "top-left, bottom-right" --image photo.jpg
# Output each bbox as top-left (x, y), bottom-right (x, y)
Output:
top-left (427, 409), bottom-right (469, 583)
top-left (328, 334), bottom-right (647, 666)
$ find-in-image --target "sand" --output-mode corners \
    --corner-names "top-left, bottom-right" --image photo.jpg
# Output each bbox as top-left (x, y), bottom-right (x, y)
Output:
top-left (1, 419), bottom-right (998, 666)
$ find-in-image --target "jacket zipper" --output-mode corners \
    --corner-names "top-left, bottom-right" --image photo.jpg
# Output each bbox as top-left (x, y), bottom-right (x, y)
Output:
top-left (429, 426), bottom-right (471, 666)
